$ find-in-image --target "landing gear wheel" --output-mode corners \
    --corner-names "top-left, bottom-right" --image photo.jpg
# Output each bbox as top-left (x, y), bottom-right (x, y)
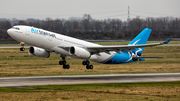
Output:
top-left (60, 56), bottom-right (70, 69)
top-left (82, 61), bottom-right (90, 65)
top-left (59, 61), bottom-right (66, 65)
top-left (62, 61), bottom-right (66, 65)
top-left (63, 65), bottom-right (66, 69)
top-left (66, 65), bottom-right (70, 69)
top-left (63, 65), bottom-right (70, 69)
top-left (83, 60), bottom-right (93, 69)
top-left (20, 47), bottom-right (25, 51)
top-left (89, 65), bottom-right (93, 69)
top-left (86, 65), bottom-right (90, 69)
top-left (59, 61), bottom-right (63, 65)
top-left (20, 42), bottom-right (25, 51)
top-left (86, 61), bottom-right (90, 65)
top-left (82, 61), bottom-right (86, 65)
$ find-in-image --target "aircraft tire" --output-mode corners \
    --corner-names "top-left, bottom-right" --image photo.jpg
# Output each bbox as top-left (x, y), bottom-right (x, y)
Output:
top-left (20, 47), bottom-right (25, 51)
top-left (86, 65), bottom-right (90, 69)
top-left (86, 61), bottom-right (90, 65)
top-left (59, 61), bottom-right (63, 65)
top-left (66, 65), bottom-right (70, 69)
top-left (82, 61), bottom-right (86, 65)
top-left (89, 65), bottom-right (93, 69)
top-left (63, 65), bottom-right (66, 69)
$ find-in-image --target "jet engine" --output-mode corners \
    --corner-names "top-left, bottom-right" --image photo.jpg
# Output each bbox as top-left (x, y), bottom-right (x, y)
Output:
top-left (69, 46), bottom-right (91, 59)
top-left (28, 46), bottom-right (50, 58)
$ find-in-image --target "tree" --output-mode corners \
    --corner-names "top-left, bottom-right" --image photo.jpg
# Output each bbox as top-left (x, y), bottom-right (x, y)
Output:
top-left (18, 20), bottom-right (27, 25)
top-left (82, 14), bottom-right (92, 31)
top-left (94, 21), bottom-right (102, 32)
top-left (54, 19), bottom-right (63, 33)
top-left (72, 21), bottom-right (79, 31)
top-left (110, 19), bottom-right (122, 31)
top-left (64, 21), bottom-right (73, 32)
top-left (128, 17), bottom-right (143, 30)
top-left (0, 21), bottom-right (12, 29)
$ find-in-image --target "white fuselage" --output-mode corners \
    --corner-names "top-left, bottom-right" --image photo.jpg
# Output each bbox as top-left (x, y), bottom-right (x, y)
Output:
top-left (7, 25), bottom-right (116, 63)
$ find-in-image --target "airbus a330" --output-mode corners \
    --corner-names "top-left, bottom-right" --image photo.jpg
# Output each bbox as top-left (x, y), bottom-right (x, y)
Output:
top-left (7, 25), bottom-right (171, 69)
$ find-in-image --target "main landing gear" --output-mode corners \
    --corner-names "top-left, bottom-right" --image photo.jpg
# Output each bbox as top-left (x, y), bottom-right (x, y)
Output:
top-left (20, 42), bottom-right (25, 51)
top-left (82, 60), bottom-right (93, 69)
top-left (59, 56), bottom-right (93, 70)
top-left (59, 56), bottom-right (70, 69)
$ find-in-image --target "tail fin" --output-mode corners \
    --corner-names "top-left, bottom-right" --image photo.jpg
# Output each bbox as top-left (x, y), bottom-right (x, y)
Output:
top-left (128, 28), bottom-right (152, 56)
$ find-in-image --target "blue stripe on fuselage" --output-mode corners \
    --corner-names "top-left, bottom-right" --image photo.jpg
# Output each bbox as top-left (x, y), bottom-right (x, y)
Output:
top-left (104, 51), bottom-right (145, 64)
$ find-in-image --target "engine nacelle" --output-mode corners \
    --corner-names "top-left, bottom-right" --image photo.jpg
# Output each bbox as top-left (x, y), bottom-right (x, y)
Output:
top-left (69, 46), bottom-right (91, 59)
top-left (28, 46), bottom-right (50, 58)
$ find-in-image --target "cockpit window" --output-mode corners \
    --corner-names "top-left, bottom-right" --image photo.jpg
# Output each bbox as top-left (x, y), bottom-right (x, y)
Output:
top-left (12, 27), bottom-right (20, 30)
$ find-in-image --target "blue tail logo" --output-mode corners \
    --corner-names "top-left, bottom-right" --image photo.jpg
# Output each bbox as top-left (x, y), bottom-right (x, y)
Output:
top-left (128, 28), bottom-right (152, 56)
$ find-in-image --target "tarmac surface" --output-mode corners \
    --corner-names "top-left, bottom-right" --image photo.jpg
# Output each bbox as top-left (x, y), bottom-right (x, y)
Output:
top-left (0, 73), bottom-right (180, 87)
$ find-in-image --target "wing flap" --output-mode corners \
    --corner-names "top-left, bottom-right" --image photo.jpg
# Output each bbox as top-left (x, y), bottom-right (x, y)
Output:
top-left (87, 43), bottom-right (163, 50)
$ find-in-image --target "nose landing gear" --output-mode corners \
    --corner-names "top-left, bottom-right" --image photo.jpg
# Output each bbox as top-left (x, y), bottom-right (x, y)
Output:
top-left (20, 42), bottom-right (25, 51)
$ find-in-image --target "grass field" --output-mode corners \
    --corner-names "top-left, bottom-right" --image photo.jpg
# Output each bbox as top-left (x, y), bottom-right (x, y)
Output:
top-left (0, 42), bottom-right (180, 101)
top-left (0, 82), bottom-right (180, 101)
top-left (0, 45), bottom-right (180, 77)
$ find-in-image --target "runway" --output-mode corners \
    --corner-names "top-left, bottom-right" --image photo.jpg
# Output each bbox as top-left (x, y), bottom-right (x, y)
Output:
top-left (0, 73), bottom-right (180, 87)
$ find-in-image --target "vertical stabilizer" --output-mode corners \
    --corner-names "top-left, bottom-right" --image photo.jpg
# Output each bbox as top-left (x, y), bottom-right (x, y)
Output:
top-left (128, 28), bottom-right (152, 56)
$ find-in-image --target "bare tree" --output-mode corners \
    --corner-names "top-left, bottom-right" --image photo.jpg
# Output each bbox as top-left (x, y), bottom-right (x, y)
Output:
top-left (82, 14), bottom-right (92, 31)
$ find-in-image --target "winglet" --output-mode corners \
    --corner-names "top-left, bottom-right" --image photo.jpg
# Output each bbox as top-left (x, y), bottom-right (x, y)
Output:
top-left (163, 39), bottom-right (171, 44)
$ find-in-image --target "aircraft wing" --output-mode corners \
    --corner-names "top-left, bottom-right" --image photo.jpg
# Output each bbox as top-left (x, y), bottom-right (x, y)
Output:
top-left (86, 39), bottom-right (171, 54)
top-left (58, 39), bottom-right (171, 54)
top-left (88, 43), bottom-right (163, 50)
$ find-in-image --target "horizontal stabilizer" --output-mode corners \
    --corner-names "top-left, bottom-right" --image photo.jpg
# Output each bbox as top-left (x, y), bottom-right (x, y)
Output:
top-left (132, 56), bottom-right (166, 59)
top-left (163, 39), bottom-right (171, 44)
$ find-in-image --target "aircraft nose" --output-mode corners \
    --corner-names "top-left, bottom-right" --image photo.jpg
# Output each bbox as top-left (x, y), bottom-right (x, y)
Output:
top-left (7, 29), bottom-right (11, 35)
top-left (7, 29), bottom-right (13, 36)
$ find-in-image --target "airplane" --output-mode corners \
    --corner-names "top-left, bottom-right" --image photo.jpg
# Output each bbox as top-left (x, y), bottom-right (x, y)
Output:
top-left (7, 25), bottom-right (171, 69)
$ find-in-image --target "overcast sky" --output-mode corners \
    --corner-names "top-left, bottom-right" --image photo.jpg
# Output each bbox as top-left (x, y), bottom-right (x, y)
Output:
top-left (0, 0), bottom-right (180, 21)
